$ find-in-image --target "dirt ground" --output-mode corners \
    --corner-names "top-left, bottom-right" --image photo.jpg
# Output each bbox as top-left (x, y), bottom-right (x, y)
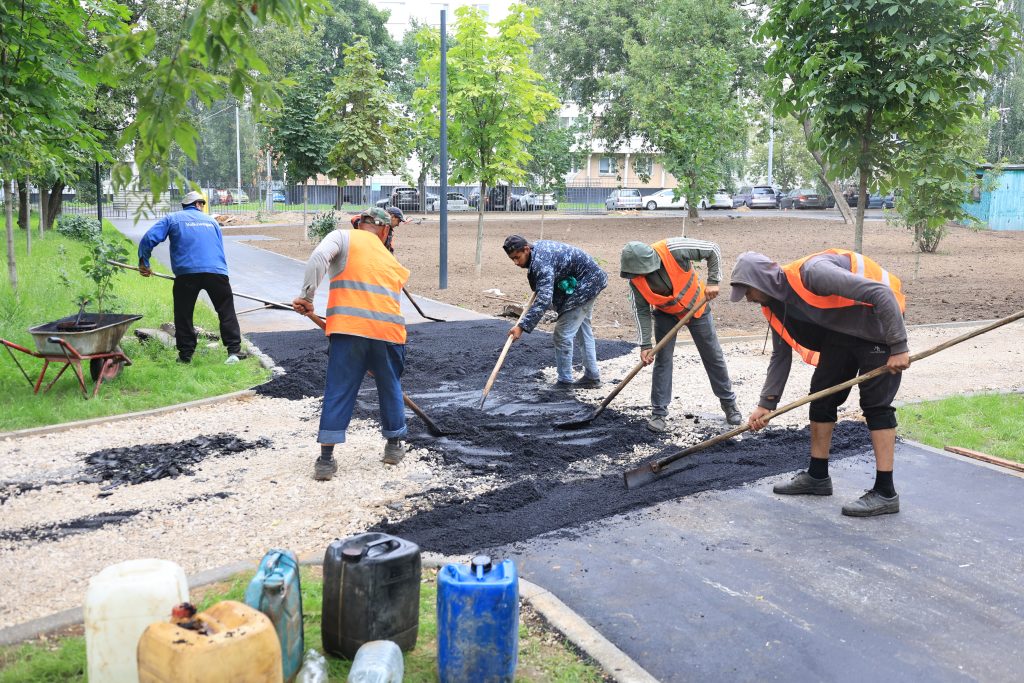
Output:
top-left (237, 213), bottom-right (1024, 340)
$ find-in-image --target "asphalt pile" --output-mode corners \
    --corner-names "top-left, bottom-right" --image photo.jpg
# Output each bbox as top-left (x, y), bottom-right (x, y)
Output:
top-left (250, 320), bottom-right (871, 555)
top-left (83, 434), bottom-right (272, 489)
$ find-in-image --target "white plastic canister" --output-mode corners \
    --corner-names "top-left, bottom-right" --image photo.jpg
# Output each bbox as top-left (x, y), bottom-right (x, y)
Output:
top-left (84, 559), bottom-right (189, 683)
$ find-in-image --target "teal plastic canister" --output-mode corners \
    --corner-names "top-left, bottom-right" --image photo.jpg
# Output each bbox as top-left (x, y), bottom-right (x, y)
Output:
top-left (245, 549), bottom-right (304, 682)
top-left (437, 555), bottom-right (519, 683)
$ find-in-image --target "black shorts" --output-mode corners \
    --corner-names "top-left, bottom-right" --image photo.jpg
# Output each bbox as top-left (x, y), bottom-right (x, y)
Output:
top-left (808, 336), bottom-right (901, 430)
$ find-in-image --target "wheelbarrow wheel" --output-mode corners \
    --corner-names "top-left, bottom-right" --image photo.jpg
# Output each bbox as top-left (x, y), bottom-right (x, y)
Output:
top-left (90, 355), bottom-right (125, 382)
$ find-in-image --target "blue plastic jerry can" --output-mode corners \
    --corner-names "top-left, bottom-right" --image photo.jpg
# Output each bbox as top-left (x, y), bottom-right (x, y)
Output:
top-left (437, 555), bottom-right (519, 683)
top-left (245, 549), bottom-right (304, 682)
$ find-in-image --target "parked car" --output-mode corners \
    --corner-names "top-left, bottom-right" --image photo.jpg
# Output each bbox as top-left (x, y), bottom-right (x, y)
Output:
top-left (746, 185), bottom-right (779, 209)
top-left (606, 188), bottom-right (643, 210)
top-left (445, 192), bottom-right (470, 212)
top-left (708, 189), bottom-right (732, 209)
top-left (511, 191), bottom-right (557, 211)
top-left (641, 188), bottom-right (686, 211)
top-left (272, 190), bottom-right (287, 203)
top-left (867, 193), bottom-right (895, 209)
top-left (376, 186), bottom-right (439, 211)
top-left (779, 188), bottom-right (828, 209)
top-left (467, 184), bottom-right (509, 211)
top-left (732, 186), bottom-right (752, 208)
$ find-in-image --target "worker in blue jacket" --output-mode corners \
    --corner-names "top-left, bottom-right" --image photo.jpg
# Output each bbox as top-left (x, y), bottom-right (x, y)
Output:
top-left (138, 191), bottom-right (243, 364)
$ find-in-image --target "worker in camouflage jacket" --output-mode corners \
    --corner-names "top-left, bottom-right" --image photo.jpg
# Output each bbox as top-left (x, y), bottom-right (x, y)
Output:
top-left (503, 235), bottom-right (608, 388)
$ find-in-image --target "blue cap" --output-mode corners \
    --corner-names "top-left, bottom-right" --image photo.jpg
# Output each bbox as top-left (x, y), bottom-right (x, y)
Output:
top-left (385, 206), bottom-right (409, 223)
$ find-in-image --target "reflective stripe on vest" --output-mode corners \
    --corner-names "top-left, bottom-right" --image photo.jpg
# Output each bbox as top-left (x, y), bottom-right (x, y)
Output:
top-left (763, 249), bottom-right (906, 367)
top-left (325, 229), bottom-right (410, 343)
top-left (630, 240), bottom-right (707, 319)
top-left (781, 249), bottom-right (906, 313)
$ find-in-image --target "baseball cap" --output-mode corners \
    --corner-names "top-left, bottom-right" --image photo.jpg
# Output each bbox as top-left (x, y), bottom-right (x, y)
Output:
top-left (358, 207), bottom-right (391, 227)
top-left (385, 206), bottom-right (409, 223)
top-left (502, 234), bottom-right (529, 254)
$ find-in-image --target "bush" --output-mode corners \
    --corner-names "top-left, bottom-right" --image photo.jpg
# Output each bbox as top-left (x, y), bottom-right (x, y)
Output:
top-left (56, 214), bottom-right (102, 242)
top-left (308, 210), bottom-right (339, 243)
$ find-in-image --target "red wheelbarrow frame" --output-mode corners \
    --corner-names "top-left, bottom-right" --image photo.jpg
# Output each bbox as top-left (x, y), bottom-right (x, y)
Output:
top-left (1, 336), bottom-right (132, 399)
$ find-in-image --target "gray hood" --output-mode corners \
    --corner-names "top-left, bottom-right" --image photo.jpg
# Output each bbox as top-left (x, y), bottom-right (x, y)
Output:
top-left (619, 241), bottom-right (661, 278)
top-left (729, 251), bottom-right (790, 302)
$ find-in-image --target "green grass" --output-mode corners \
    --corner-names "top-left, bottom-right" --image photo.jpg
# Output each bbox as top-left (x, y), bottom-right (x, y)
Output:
top-left (0, 216), bottom-right (268, 432)
top-left (898, 393), bottom-right (1024, 463)
top-left (0, 568), bottom-right (606, 682)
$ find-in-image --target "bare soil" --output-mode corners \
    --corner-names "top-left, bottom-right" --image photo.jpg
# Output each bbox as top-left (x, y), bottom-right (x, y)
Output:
top-left (237, 213), bottom-right (1024, 340)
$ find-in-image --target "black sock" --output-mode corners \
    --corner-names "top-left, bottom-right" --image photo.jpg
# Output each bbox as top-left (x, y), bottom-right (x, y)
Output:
top-left (873, 471), bottom-right (896, 497)
top-left (319, 444), bottom-right (335, 461)
top-left (808, 457), bottom-right (829, 479)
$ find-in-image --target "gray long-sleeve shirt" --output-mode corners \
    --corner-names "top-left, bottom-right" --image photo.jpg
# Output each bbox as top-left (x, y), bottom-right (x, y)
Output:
top-left (628, 237), bottom-right (723, 348)
top-left (299, 230), bottom-right (351, 301)
top-left (730, 251), bottom-right (908, 409)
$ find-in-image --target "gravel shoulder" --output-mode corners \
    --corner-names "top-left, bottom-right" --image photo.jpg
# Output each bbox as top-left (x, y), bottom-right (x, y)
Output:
top-left (2, 317), bottom-right (1022, 629)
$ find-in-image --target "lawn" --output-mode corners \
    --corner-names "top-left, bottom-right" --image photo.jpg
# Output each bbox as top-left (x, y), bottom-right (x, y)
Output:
top-left (0, 216), bottom-right (268, 432)
top-left (0, 567), bottom-right (606, 682)
top-left (898, 393), bottom-right (1024, 463)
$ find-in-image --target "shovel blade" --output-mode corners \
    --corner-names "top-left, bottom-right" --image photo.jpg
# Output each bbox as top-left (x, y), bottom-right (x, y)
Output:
top-left (554, 413), bottom-right (597, 430)
top-left (623, 457), bottom-right (695, 489)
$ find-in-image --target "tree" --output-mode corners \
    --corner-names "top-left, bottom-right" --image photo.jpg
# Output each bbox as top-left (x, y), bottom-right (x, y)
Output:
top-left (748, 115), bottom-right (821, 193)
top-left (414, 5), bottom-right (559, 276)
top-left (986, 0), bottom-right (1024, 162)
top-left (397, 20), bottom-right (440, 214)
top-left (525, 118), bottom-right (586, 237)
top-left (269, 75), bottom-right (330, 214)
top-left (626, 0), bottom-right (753, 218)
top-left (760, 0), bottom-right (1022, 252)
top-left (889, 111), bottom-right (996, 252)
top-left (318, 38), bottom-right (409, 208)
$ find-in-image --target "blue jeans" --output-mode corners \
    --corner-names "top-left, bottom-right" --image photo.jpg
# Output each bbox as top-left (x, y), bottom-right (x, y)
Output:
top-left (318, 334), bottom-right (407, 444)
top-left (553, 298), bottom-right (600, 383)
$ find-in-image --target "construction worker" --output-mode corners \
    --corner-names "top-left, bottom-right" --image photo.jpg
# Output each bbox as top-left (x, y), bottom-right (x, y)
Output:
top-left (503, 235), bottom-right (608, 388)
top-left (349, 205), bottom-right (408, 253)
top-left (729, 250), bottom-right (910, 517)
top-left (620, 238), bottom-right (742, 431)
top-left (292, 207), bottom-right (411, 481)
top-left (137, 190), bottom-right (243, 365)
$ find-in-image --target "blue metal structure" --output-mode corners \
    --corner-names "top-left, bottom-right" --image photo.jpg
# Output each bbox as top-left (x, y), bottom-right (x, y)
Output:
top-left (962, 164), bottom-right (1024, 231)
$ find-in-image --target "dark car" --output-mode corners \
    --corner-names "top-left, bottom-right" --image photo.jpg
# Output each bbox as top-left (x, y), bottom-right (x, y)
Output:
top-left (376, 186), bottom-right (439, 211)
top-left (779, 188), bottom-right (827, 209)
top-left (468, 185), bottom-right (509, 211)
top-left (867, 193), bottom-right (895, 209)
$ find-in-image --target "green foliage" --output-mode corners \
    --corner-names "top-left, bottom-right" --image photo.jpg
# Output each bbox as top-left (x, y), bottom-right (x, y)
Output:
top-left (626, 0), bottom-right (753, 218)
top-left (759, 0), bottom-right (1022, 250)
top-left (318, 38), bottom-right (409, 193)
top-left (899, 393), bottom-right (1024, 463)
top-left (271, 79), bottom-right (331, 184)
top-left (748, 116), bottom-right (823, 192)
top-left (55, 215), bottom-right (102, 243)
top-left (887, 111), bottom-right (995, 252)
top-left (79, 237), bottom-right (130, 313)
top-left (526, 118), bottom-right (586, 198)
top-left (308, 210), bottom-right (340, 242)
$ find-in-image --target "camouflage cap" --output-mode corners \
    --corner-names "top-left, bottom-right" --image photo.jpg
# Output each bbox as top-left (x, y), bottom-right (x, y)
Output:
top-left (358, 207), bottom-right (392, 227)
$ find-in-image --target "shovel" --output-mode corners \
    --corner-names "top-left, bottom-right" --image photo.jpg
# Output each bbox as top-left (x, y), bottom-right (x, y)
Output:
top-left (479, 292), bottom-right (538, 408)
top-left (403, 287), bottom-right (447, 323)
top-left (623, 307), bottom-right (1024, 489)
top-left (555, 294), bottom-right (707, 429)
top-left (301, 308), bottom-right (457, 437)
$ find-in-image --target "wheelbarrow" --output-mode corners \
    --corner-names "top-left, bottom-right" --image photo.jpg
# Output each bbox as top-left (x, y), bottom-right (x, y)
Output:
top-left (1, 312), bottom-right (142, 398)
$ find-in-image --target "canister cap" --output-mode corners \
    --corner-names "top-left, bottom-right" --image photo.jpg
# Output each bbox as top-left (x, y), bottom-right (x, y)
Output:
top-left (342, 545), bottom-right (365, 562)
top-left (471, 555), bottom-right (493, 573)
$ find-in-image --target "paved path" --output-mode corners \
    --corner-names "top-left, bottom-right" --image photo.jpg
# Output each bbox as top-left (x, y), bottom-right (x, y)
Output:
top-left (111, 218), bottom-right (486, 333)
top-left (499, 443), bottom-right (1024, 682)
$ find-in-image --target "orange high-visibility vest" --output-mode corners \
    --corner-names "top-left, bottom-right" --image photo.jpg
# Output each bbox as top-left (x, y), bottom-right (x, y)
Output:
top-left (763, 249), bottom-right (906, 366)
top-left (630, 240), bottom-right (707, 319)
top-left (325, 229), bottom-right (410, 344)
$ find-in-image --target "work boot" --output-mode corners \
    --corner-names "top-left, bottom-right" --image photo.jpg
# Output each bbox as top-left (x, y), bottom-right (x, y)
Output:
top-left (574, 376), bottom-right (601, 388)
top-left (773, 471), bottom-right (833, 496)
top-left (224, 354), bottom-right (240, 365)
top-left (383, 438), bottom-right (405, 465)
top-left (176, 354), bottom-right (192, 364)
top-left (841, 490), bottom-right (900, 517)
top-left (721, 399), bottom-right (742, 426)
top-left (313, 456), bottom-right (338, 481)
top-left (646, 416), bottom-right (669, 433)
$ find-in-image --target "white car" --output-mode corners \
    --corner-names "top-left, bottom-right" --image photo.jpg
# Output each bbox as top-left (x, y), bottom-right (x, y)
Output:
top-left (641, 188), bottom-right (687, 210)
top-left (521, 191), bottom-right (557, 211)
top-left (708, 189), bottom-right (732, 209)
top-left (605, 188), bottom-right (644, 210)
top-left (445, 192), bottom-right (470, 212)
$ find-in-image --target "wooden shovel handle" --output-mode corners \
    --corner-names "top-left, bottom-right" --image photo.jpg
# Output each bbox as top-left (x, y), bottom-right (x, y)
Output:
top-left (592, 294), bottom-right (708, 414)
top-left (650, 307), bottom-right (1024, 472)
top-left (479, 292), bottom-right (538, 407)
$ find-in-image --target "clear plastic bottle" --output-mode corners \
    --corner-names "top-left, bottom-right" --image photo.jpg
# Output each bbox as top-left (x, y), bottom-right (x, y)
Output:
top-left (347, 640), bottom-right (404, 683)
top-left (296, 649), bottom-right (328, 683)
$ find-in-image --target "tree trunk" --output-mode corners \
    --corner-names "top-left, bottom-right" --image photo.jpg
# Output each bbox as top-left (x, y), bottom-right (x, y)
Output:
top-left (687, 174), bottom-right (699, 219)
top-left (417, 170), bottom-right (428, 214)
top-left (801, 117), bottom-right (854, 224)
top-left (17, 179), bottom-right (28, 230)
top-left (475, 181), bottom-right (485, 278)
top-left (335, 179), bottom-right (342, 210)
top-left (4, 179), bottom-right (17, 290)
top-left (855, 167), bottom-right (867, 253)
top-left (361, 176), bottom-right (366, 209)
top-left (302, 182), bottom-right (308, 239)
top-left (39, 185), bottom-right (47, 238)
top-left (540, 202), bottom-right (546, 239)
top-left (46, 182), bottom-right (64, 230)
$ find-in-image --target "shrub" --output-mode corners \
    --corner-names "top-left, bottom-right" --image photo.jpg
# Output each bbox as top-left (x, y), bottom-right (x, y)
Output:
top-left (308, 210), bottom-right (339, 243)
top-left (56, 214), bottom-right (102, 242)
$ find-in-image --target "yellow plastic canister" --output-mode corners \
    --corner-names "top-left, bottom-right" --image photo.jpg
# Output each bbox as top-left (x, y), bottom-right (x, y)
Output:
top-left (137, 600), bottom-right (283, 683)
